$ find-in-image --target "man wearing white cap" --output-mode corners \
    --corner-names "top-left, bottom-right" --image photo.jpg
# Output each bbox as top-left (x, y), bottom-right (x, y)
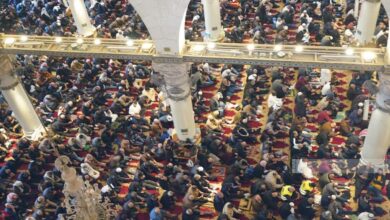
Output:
top-left (358, 212), bottom-right (375, 220)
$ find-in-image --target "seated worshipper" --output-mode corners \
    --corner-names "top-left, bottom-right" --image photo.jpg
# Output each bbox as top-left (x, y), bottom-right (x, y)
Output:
top-left (3, 115), bottom-right (22, 135)
top-left (268, 91), bottom-right (283, 112)
top-left (34, 196), bottom-right (57, 214)
top-left (107, 168), bottom-right (130, 191)
top-left (193, 91), bottom-right (211, 116)
top-left (294, 92), bottom-right (308, 118)
top-left (316, 120), bottom-right (335, 146)
top-left (317, 109), bottom-right (333, 124)
top-left (299, 179), bottom-right (316, 196)
top-left (347, 83), bottom-right (361, 101)
top-left (209, 92), bottom-right (225, 117)
top-left (328, 195), bottom-right (355, 219)
top-left (321, 181), bottom-right (350, 208)
top-left (101, 184), bottom-right (119, 204)
top-left (91, 137), bottom-right (108, 160)
top-left (260, 190), bottom-right (280, 212)
top-left (199, 70), bottom-right (216, 88)
top-left (142, 86), bottom-right (157, 102)
top-left (183, 185), bottom-right (210, 209)
top-left (118, 201), bottom-right (139, 219)
top-left (242, 101), bottom-right (260, 121)
top-left (297, 159), bottom-right (314, 179)
top-left (222, 202), bottom-right (243, 220)
top-left (159, 114), bottom-right (174, 129)
top-left (80, 163), bottom-right (100, 179)
top-left (84, 154), bottom-right (105, 171)
top-left (291, 131), bottom-right (310, 158)
top-left (221, 175), bottom-right (246, 200)
top-left (160, 190), bottom-right (176, 210)
top-left (192, 174), bottom-right (213, 194)
top-left (93, 108), bottom-right (113, 125)
top-left (232, 118), bottom-right (258, 144)
top-left (42, 185), bottom-right (62, 205)
top-left (206, 112), bottom-right (223, 133)
top-left (182, 208), bottom-right (214, 220)
top-left (298, 197), bottom-right (316, 219)
top-left (264, 170), bottom-right (284, 190)
top-left (280, 185), bottom-right (297, 201)
top-left (118, 94), bottom-right (133, 108)
top-left (349, 107), bottom-right (364, 127)
top-left (367, 168), bottom-right (386, 203)
top-left (213, 192), bottom-right (227, 213)
top-left (4, 192), bottom-right (21, 219)
top-left (171, 173), bottom-right (191, 195)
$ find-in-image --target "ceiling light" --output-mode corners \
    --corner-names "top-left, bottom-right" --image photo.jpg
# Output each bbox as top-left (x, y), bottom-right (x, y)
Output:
top-left (345, 47), bottom-right (354, 56)
top-left (55, 37), bottom-right (62, 43)
top-left (247, 44), bottom-right (255, 51)
top-left (207, 42), bottom-right (216, 49)
top-left (20, 35), bottom-right (28, 42)
top-left (76, 38), bottom-right (83, 44)
top-left (126, 39), bottom-right (134, 47)
top-left (94, 39), bottom-right (101, 45)
top-left (141, 42), bottom-right (153, 50)
top-left (4, 37), bottom-right (15, 45)
top-left (295, 45), bottom-right (303, 53)
top-left (193, 44), bottom-right (205, 51)
top-left (362, 51), bottom-right (376, 62)
top-left (274, 44), bottom-right (282, 52)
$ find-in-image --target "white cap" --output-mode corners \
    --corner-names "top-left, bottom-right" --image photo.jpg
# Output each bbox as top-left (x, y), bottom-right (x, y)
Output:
top-left (193, 15), bottom-right (200, 21)
top-left (167, 115), bottom-right (173, 122)
top-left (289, 202), bottom-right (294, 206)
top-left (116, 167), bottom-right (122, 173)
top-left (101, 185), bottom-right (111, 193)
top-left (248, 74), bottom-right (257, 81)
top-left (331, 195), bottom-right (337, 200)
top-left (197, 166), bottom-right (204, 172)
top-left (186, 160), bottom-right (194, 167)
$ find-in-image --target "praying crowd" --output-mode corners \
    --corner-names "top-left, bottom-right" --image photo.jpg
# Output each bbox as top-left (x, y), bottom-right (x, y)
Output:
top-left (0, 0), bottom-right (390, 220)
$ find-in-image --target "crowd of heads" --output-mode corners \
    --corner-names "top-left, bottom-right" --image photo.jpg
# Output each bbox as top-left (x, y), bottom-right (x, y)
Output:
top-left (0, 0), bottom-right (389, 220)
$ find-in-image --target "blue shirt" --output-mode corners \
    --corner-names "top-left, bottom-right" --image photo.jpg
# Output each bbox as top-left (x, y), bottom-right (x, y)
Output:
top-left (149, 208), bottom-right (163, 220)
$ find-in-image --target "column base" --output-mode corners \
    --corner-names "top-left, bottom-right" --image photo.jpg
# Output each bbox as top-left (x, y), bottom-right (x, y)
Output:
top-left (81, 28), bottom-right (96, 38)
top-left (24, 125), bottom-right (46, 141)
top-left (205, 31), bottom-right (225, 42)
top-left (359, 157), bottom-right (388, 171)
top-left (171, 126), bottom-right (201, 143)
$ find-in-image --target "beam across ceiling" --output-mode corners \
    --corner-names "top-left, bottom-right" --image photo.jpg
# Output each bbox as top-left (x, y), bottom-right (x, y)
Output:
top-left (0, 34), bottom-right (387, 72)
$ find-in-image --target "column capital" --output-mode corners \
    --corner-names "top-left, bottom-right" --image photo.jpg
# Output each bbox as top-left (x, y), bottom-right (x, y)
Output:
top-left (0, 55), bottom-right (19, 90)
top-left (0, 55), bottom-right (14, 74)
top-left (375, 72), bottom-right (390, 112)
top-left (152, 62), bottom-right (191, 102)
top-left (359, 158), bottom-right (388, 171)
top-left (362, 0), bottom-right (381, 2)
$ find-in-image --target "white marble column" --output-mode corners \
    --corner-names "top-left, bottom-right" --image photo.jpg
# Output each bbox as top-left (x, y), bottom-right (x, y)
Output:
top-left (130, 0), bottom-right (197, 141)
top-left (361, 72), bottom-right (390, 167)
top-left (0, 56), bottom-right (45, 140)
top-left (202, 0), bottom-right (225, 42)
top-left (153, 62), bottom-right (196, 140)
top-left (355, 0), bottom-right (381, 45)
top-left (354, 0), bottom-right (360, 18)
top-left (68, 0), bottom-right (96, 37)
